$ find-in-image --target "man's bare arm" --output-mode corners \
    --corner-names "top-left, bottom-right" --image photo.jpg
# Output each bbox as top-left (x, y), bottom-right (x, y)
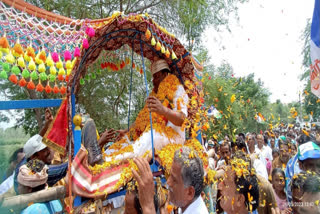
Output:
top-left (146, 96), bottom-right (185, 126)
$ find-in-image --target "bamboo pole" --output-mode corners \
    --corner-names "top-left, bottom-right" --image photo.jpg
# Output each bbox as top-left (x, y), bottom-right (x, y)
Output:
top-left (0, 186), bottom-right (66, 212)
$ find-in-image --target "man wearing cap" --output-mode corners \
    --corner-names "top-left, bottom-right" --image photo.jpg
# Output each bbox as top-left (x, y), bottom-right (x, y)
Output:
top-left (284, 134), bottom-right (314, 203)
top-left (110, 59), bottom-right (189, 160)
top-left (285, 138), bottom-right (320, 203)
top-left (297, 141), bottom-right (320, 174)
top-left (13, 109), bottom-right (68, 194)
top-left (146, 59), bottom-right (188, 138)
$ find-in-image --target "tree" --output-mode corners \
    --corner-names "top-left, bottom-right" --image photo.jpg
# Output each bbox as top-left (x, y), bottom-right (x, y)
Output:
top-left (76, 50), bottom-right (151, 132)
top-left (300, 19), bottom-right (311, 81)
top-left (303, 82), bottom-right (320, 119)
top-left (202, 63), bottom-right (270, 140)
top-left (300, 19), bottom-right (320, 120)
top-left (1, 0), bottom-right (249, 134)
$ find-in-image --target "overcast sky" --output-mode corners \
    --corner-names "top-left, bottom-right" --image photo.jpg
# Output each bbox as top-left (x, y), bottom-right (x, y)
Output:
top-left (203, 0), bottom-right (314, 103)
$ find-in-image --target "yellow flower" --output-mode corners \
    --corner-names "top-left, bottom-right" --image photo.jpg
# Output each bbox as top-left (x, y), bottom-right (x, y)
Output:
top-left (128, 74), bottom-right (180, 141)
top-left (230, 94), bottom-right (236, 103)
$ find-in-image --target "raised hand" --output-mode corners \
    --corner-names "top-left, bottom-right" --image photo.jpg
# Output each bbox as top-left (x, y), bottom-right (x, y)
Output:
top-left (147, 96), bottom-right (166, 115)
top-left (132, 157), bottom-right (156, 214)
top-left (98, 129), bottom-right (116, 147)
top-left (115, 129), bottom-right (128, 142)
top-left (45, 108), bottom-right (53, 122)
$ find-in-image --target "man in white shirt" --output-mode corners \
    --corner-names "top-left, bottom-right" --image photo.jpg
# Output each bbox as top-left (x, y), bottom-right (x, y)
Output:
top-left (112, 59), bottom-right (189, 161)
top-left (216, 141), bottom-right (231, 169)
top-left (255, 134), bottom-right (273, 163)
top-left (246, 134), bottom-right (268, 180)
top-left (132, 146), bottom-right (208, 214)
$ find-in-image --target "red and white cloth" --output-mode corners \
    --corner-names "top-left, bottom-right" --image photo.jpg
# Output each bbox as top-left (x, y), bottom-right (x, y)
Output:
top-left (67, 146), bottom-right (129, 198)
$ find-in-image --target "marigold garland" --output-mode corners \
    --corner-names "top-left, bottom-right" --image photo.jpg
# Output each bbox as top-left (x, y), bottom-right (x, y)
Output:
top-left (128, 74), bottom-right (180, 141)
top-left (89, 74), bottom-right (213, 193)
top-left (156, 138), bottom-right (209, 180)
top-left (100, 74), bottom-right (181, 161)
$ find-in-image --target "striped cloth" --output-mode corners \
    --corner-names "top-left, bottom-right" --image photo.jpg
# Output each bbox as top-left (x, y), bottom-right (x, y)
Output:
top-left (67, 146), bottom-right (129, 198)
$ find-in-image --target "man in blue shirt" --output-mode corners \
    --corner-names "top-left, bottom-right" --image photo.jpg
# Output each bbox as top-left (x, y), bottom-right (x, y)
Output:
top-left (285, 134), bottom-right (320, 203)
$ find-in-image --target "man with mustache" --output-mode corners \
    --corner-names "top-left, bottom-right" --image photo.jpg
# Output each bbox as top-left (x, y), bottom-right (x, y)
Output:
top-left (132, 146), bottom-right (208, 214)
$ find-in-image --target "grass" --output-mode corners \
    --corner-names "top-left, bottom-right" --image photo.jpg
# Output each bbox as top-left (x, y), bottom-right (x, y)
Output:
top-left (0, 127), bottom-right (29, 179)
top-left (0, 144), bottom-right (25, 178)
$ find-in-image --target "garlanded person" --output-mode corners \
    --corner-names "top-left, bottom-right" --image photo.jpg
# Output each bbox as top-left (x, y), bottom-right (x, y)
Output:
top-left (84, 59), bottom-right (189, 165)
top-left (285, 138), bottom-right (320, 203)
top-left (17, 159), bottom-right (63, 214)
top-left (107, 59), bottom-right (189, 161)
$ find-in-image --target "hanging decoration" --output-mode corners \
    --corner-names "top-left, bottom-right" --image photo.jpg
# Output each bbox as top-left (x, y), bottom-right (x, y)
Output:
top-left (0, 1), bottom-right (95, 95)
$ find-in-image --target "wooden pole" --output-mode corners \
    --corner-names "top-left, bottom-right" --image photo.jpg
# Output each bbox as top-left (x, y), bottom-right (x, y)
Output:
top-left (0, 186), bottom-right (66, 212)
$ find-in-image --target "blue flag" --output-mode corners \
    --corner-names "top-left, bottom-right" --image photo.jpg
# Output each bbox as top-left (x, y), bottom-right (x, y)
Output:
top-left (310, 0), bottom-right (320, 97)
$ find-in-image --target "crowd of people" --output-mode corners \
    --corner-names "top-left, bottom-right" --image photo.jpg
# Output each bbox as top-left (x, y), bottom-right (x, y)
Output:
top-left (2, 124), bottom-right (319, 214)
top-left (204, 128), bottom-right (320, 214)
top-left (0, 59), bottom-right (319, 214)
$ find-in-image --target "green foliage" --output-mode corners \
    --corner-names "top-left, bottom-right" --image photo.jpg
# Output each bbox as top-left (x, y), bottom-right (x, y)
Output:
top-left (202, 63), bottom-right (270, 140)
top-left (77, 51), bottom-right (151, 132)
top-left (264, 100), bottom-right (291, 125)
top-left (0, 127), bottom-right (29, 177)
top-left (300, 19), bottom-right (319, 121)
top-left (0, 127), bottom-right (30, 145)
top-left (303, 82), bottom-right (320, 118)
top-left (300, 19), bottom-right (311, 81)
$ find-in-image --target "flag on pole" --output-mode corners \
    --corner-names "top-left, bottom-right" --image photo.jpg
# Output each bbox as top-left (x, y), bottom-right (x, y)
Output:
top-left (42, 98), bottom-right (68, 155)
top-left (255, 112), bottom-right (266, 123)
top-left (310, 0), bottom-right (320, 98)
top-left (207, 105), bottom-right (222, 119)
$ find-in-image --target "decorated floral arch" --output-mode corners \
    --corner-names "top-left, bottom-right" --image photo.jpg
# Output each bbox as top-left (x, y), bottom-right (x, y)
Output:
top-left (68, 12), bottom-right (204, 126)
top-left (0, 1), bottom-right (210, 210)
top-left (0, 0), bottom-right (205, 154)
